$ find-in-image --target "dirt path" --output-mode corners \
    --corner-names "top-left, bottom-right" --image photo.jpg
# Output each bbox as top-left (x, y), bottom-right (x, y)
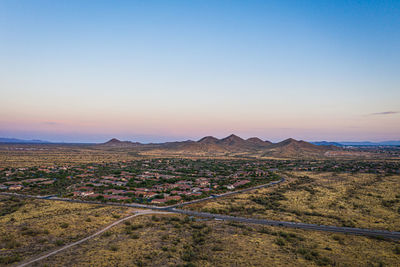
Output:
top-left (15, 210), bottom-right (171, 267)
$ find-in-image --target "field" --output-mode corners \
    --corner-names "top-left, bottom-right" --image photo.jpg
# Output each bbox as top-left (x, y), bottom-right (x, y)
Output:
top-left (0, 196), bottom-right (128, 265)
top-left (1, 148), bottom-right (400, 266)
top-left (33, 211), bottom-right (400, 267)
top-left (187, 172), bottom-right (400, 231)
top-left (0, 144), bottom-right (140, 168)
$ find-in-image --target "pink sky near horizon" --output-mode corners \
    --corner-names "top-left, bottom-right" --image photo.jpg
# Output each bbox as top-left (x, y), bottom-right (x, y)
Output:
top-left (1, 1), bottom-right (400, 143)
top-left (1, 109), bottom-right (399, 143)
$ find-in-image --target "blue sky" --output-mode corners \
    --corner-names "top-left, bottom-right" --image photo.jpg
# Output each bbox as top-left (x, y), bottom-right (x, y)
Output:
top-left (0, 0), bottom-right (399, 142)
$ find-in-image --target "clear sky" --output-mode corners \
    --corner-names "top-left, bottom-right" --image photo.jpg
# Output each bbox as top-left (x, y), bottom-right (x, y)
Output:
top-left (1, 0), bottom-right (399, 143)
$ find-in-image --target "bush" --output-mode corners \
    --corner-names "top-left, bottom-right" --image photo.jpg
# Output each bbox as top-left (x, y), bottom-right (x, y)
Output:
top-left (0, 255), bottom-right (21, 264)
top-left (55, 239), bottom-right (65, 246)
top-left (181, 249), bottom-right (195, 262)
top-left (60, 222), bottom-right (69, 229)
top-left (102, 231), bottom-right (112, 237)
top-left (21, 228), bottom-right (40, 236)
top-left (316, 256), bottom-right (332, 266)
top-left (5, 239), bottom-right (20, 249)
top-left (212, 245), bottom-right (223, 251)
top-left (130, 233), bottom-right (139, 239)
top-left (275, 238), bottom-right (285, 246)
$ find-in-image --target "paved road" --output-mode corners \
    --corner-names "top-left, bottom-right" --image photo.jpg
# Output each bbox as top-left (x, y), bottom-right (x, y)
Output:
top-left (16, 210), bottom-right (171, 267)
top-left (3, 175), bottom-right (400, 240)
top-left (0, 178), bottom-right (285, 210)
top-left (169, 208), bottom-right (400, 240)
top-left (168, 178), bottom-right (285, 208)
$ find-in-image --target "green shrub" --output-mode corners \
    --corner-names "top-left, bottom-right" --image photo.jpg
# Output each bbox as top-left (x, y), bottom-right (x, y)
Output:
top-left (275, 238), bottom-right (285, 246)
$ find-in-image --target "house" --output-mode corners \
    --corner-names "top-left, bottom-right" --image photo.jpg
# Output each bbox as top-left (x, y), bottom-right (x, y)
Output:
top-left (166, 195), bottom-right (182, 201)
top-left (233, 179), bottom-right (250, 187)
top-left (151, 198), bottom-right (169, 204)
top-left (104, 189), bottom-right (126, 195)
top-left (73, 191), bottom-right (95, 197)
top-left (103, 195), bottom-right (130, 201)
top-left (38, 180), bottom-right (55, 185)
top-left (9, 185), bottom-right (23, 190)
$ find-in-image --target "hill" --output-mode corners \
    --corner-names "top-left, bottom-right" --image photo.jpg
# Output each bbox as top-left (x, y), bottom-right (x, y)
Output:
top-left (99, 135), bottom-right (339, 158)
top-left (99, 138), bottom-right (142, 147)
top-left (264, 138), bottom-right (337, 157)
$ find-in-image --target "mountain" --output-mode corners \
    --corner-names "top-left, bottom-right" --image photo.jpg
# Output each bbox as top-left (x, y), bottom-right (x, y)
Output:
top-left (100, 138), bottom-right (141, 147)
top-left (97, 135), bottom-right (341, 158)
top-left (247, 137), bottom-right (272, 146)
top-left (217, 134), bottom-right (248, 147)
top-left (264, 138), bottom-right (337, 157)
top-left (198, 136), bottom-right (219, 144)
top-left (0, 138), bottom-right (51, 144)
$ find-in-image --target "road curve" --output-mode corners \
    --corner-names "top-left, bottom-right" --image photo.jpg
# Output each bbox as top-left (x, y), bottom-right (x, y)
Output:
top-left (15, 210), bottom-right (171, 267)
top-left (3, 176), bottom-right (400, 240)
top-left (0, 177), bottom-right (285, 211)
top-left (169, 208), bottom-right (400, 240)
top-left (167, 178), bottom-right (285, 208)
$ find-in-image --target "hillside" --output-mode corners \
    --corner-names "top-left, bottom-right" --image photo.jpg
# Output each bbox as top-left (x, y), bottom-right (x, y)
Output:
top-left (263, 138), bottom-right (337, 157)
top-left (99, 135), bottom-right (339, 158)
top-left (99, 138), bottom-right (142, 147)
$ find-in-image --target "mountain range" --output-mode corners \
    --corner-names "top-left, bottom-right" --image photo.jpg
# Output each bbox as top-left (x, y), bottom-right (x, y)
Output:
top-left (0, 138), bottom-right (51, 144)
top-left (99, 134), bottom-right (340, 158)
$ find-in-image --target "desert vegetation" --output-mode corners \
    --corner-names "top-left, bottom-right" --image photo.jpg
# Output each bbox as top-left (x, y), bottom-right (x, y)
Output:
top-left (188, 172), bottom-right (400, 231)
top-left (35, 213), bottom-right (400, 266)
top-left (0, 196), bottom-right (128, 265)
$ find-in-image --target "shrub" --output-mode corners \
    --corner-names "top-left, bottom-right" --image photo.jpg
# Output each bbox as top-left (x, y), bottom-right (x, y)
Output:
top-left (0, 255), bottom-right (21, 264)
top-left (181, 249), bottom-right (195, 262)
top-left (55, 239), bottom-right (65, 246)
top-left (60, 222), bottom-right (69, 229)
top-left (316, 256), bottom-right (332, 266)
top-left (5, 239), bottom-right (21, 249)
top-left (102, 231), bottom-right (112, 237)
top-left (130, 233), bottom-right (139, 239)
top-left (275, 238), bottom-right (285, 246)
top-left (212, 245), bottom-right (223, 251)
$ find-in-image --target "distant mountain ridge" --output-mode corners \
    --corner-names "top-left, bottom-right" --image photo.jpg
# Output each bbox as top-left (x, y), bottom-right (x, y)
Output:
top-left (312, 141), bottom-right (400, 146)
top-left (0, 138), bottom-right (51, 144)
top-left (99, 135), bottom-right (339, 157)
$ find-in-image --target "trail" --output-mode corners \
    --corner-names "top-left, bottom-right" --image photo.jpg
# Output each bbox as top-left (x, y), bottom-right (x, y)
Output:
top-left (16, 210), bottom-right (171, 267)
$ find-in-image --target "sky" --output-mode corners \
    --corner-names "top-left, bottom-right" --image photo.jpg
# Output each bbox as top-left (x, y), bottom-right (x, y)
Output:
top-left (0, 0), bottom-right (399, 143)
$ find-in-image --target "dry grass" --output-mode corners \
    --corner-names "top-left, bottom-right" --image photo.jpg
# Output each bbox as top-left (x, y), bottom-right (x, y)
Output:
top-left (0, 144), bottom-right (141, 168)
top-left (0, 196), bottom-right (128, 265)
top-left (187, 172), bottom-right (400, 231)
top-left (37, 213), bottom-right (400, 267)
